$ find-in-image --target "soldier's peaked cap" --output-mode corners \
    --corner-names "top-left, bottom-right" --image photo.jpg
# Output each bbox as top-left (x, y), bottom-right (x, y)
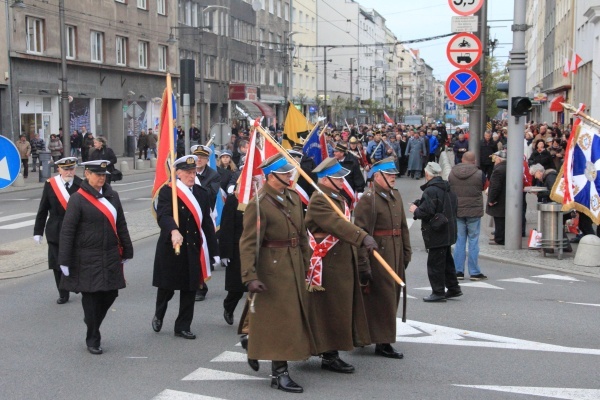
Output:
top-left (55, 157), bottom-right (78, 169)
top-left (174, 155), bottom-right (198, 170)
top-left (191, 144), bottom-right (212, 157)
top-left (259, 153), bottom-right (295, 175)
top-left (372, 157), bottom-right (398, 175)
top-left (81, 160), bottom-right (111, 174)
top-left (312, 157), bottom-right (350, 178)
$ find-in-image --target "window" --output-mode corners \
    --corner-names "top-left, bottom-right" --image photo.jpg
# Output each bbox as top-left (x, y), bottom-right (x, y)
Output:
top-left (158, 45), bottom-right (167, 71)
top-left (259, 29), bottom-right (264, 47)
top-left (65, 25), bottom-right (76, 59)
top-left (269, 32), bottom-right (273, 49)
top-left (116, 36), bottom-right (127, 66)
top-left (260, 67), bottom-right (266, 84)
top-left (26, 17), bottom-right (44, 54)
top-left (269, 0), bottom-right (274, 14)
top-left (137, 0), bottom-right (147, 9)
top-left (157, 0), bottom-right (166, 15)
top-left (284, 3), bottom-right (289, 21)
top-left (115, 0), bottom-right (125, 3)
top-left (90, 31), bottom-right (104, 63)
top-left (138, 41), bottom-right (148, 68)
top-left (277, 0), bottom-right (281, 18)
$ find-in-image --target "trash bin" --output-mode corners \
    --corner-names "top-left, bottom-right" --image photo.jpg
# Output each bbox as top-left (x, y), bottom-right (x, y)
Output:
top-left (38, 151), bottom-right (52, 182)
top-left (126, 135), bottom-right (136, 158)
top-left (537, 202), bottom-right (568, 260)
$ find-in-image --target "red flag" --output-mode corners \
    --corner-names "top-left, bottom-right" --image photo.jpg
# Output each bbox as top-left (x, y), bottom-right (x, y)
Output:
top-left (152, 76), bottom-right (177, 211)
top-left (383, 111), bottom-right (394, 124)
top-left (319, 131), bottom-right (328, 161)
top-left (562, 57), bottom-right (570, 77)
top-left (570, 53), bottom-right (583, 74)
top-left (236, 128), bottom-right (278, 210)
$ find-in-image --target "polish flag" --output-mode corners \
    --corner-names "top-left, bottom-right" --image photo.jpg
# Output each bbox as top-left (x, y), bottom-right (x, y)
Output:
top-left (570, 53), bottom-right (583, 74)
top-left (562, 57), bottom-right (570, 77)
top-left (383, 111), bottom-right (394, 124)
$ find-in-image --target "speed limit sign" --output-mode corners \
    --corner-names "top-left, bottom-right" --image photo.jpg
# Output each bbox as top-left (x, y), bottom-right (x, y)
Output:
top-left (448, 0), bottom-right (484, 16)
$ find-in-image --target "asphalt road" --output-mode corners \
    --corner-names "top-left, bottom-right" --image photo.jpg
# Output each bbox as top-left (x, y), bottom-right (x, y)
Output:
top-left (1, 175), bottom-right (599, 400)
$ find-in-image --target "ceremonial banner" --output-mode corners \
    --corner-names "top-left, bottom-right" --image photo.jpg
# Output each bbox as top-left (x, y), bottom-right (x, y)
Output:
top-left (552, 118), bottom-right (600, 224)
top-left (282, 101), bottom-right (310, 149)
top-left (209, 144), bottom-right (225, 229)
top-left (383, 111), bottom-right (395, 124)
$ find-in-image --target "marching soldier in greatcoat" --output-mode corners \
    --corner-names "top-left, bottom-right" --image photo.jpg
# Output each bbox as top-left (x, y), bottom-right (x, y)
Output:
top-left (304, 157), bottom-right (377, 373)
top-left (151, 155), bottom-right (219, 339)
top-left (354, 157), bottom-right (412, 359)
top-left (239, 153), bottom-right (314, 393)
top-left (33, 157), bottom-right (82, 304)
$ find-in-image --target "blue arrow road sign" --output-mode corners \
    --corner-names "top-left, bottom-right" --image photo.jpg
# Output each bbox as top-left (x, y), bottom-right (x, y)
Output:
top-left (445, 69), bottom-right (481, 106)
top-left (0, 135), bottom-right (22, 189)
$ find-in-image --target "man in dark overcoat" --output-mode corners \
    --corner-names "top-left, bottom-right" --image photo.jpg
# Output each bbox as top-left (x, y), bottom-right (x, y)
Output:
top-left (239, 153), bottom-right (313, 393)
top-left (33, 157), bottom-right (82, 304)
top-left (151, 155), bottom-right (218, 339)
top-left (305, 157), bottom-right (377, 373)
top-left (486, 150), bottom-right (507, 245)
top-left (354, 158), bottom-right (411, 359)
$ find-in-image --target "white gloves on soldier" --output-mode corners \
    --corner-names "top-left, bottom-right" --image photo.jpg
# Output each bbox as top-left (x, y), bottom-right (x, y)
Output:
top-left (33, 235), bottom-right (43, 245)
top-left (221, 258), bottom-right (230, 267)
top-left (60, 265), bottom-right (70, 276)
top-left (212, 256), bottom-right (221, 269)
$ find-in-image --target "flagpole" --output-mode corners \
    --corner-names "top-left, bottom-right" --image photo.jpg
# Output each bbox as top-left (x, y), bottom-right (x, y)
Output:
top-left (167, 73), bottom-right (180, 255)
top-left (237, 106), bottom-right (404, 287)
top-left (561, 103), bottom-right (600, 128)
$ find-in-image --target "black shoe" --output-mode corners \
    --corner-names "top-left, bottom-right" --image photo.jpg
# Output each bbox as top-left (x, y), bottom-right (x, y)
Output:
top-left (174, 331), bottom-right (196, 339)
top-left (31, 169), bottom-right (36, 172)
top-left (56, 296), bottom-right (69, 304)
top-left (321, 355), bottom-right (355, 373)
top-left (570, 237), bottom-right (581, 244)
top-left (375, 343), bottom-right (404, 359)
top-left (240, 334), bottom-right (248, 351)
top-left (223, 309), bottom-right (234, 325)
top-left (195, 294), bottom-right (205, 301)
top-left (271, 371), bottom-right (303, 393)
top-left (445, 290), bottom-right (463, 299)
top-left (248, 358), bottom-right (260, 371)
top-left (456, 272), bottom-right (464, 280)
top-left (470, 274), bottom-right (488, 281)
top-left (423, 294), bottom-right (447, 302)
top-left (87, 346), bottom-right (102, 355)
top-left (152, 316), bottom-right (162, 332)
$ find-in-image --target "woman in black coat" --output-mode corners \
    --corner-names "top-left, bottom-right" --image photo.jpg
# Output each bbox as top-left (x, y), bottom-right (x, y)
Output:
top-left (58, 160), bottom-right (133, 355)
top-left (220, 192), bottom-right (247, 326)
top-left (89, 137), bottom-right (118, 182)
top-left (528, 140), bottom-right (554, 170)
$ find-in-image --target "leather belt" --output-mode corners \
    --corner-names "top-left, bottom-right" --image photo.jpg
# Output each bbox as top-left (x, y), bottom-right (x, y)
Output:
top-left (262, 237), bottom-right (299, 248)
top-left (373, 229), bottom-right (401, 237)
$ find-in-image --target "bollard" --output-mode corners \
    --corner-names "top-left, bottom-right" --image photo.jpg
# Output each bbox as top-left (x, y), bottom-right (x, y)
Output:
top-left (12, 172), bottom-right (25, 187)
top-left (120, 160), bottom-right (130, 173)
top-left (38, 151), bottom-right (52, 182)
top-left (150, 158), bottom-right (157, 168)
top-left (136, 158), bottom-right (146, 170)
top-left (574, 235), bottom-right (600, 267)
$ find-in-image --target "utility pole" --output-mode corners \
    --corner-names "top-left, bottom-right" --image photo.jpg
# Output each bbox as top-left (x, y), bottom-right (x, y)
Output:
top-left (479, 0), bottom-right (489, 144)
top-left (468, 3), bottom-right (486, 166)
top-left (505, 0), bottom-right (528, 250)
top-left (59, 0), bottom-right (70, 157)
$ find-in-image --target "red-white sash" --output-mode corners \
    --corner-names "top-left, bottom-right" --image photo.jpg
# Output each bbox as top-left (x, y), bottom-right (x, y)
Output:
top-left (342, 178), bottom-right (358, 210)
top-left (49, 175), bottom-right (70, 210)
top-left (175, 179), bottom-right (211, 282)
top-left (77, 189), bottom-right (118, 238)
top-left (289, 182), bottom-right (309, 206)
top-left (306, 203), bottom-right (350, 291)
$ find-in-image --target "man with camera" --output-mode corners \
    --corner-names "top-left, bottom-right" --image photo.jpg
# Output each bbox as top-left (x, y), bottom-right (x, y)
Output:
top-left (409, 162), bottom-right (461, 303)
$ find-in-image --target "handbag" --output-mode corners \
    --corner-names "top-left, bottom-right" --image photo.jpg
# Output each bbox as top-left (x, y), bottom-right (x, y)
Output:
top-left (423, 192), bottom-right (448, 232)
top-left (111, 168), bottom-right (123, 181)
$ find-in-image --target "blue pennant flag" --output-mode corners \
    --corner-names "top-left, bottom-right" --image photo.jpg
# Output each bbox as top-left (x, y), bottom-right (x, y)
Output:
top-left (209, 145), bottom-right (225, 229)
top-left (303, 126), bottom-right (323, 165)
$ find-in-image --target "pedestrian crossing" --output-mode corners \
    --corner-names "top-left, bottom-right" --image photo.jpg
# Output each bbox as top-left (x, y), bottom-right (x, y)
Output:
top-left (0, 212), bottom-right (36, 230)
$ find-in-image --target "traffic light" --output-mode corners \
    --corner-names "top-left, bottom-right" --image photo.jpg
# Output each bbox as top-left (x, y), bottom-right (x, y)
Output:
top-left (511, 97), bottom-right (532, 116)
top-left (495, 82), bottom-right (509, 109)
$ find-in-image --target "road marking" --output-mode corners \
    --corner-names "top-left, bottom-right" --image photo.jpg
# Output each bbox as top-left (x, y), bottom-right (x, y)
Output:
top-left (182, 367), bottom-right (266, 381)
top-left (498, 278), bottom-right (542, 284)
top-left (125, 356), bottom-right (148, 359)
top-left (211, 351), bottom-right (267, 363)
top-left (532, 274), bottom-right (582, 282)
top-left (112, 179), bottom-right (152, 186)
top-left (454, 385), bottom-right (600, 400)
top-left (407, 218), bottom-right (414, 229)
top-left (397, 319), bottom-right (600, 355)
top-left (135, 197), bottom-right (153, 201)
top-left (152, 389), bottom-right (228, 400)
top-left (459, 282), bottom-right (504, 290)
top-left (2, 198), bottom-right (29, 201)
top-left (0, 220), bottom-right (35, 229)
top-left (0, 212), bottom-right (36, 223)
top-left (565, 302), bottom-right (600, 307)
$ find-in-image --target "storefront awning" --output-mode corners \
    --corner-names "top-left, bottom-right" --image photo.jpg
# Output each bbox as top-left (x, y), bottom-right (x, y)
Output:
top-left (549, 96), bottom-right (565, 112)
top-left (233, 100), bottom-right (275, 119)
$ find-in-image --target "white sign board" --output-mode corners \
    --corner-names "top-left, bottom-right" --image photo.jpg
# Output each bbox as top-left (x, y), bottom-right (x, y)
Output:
top-left (451, 16), bottom-right (479, 33)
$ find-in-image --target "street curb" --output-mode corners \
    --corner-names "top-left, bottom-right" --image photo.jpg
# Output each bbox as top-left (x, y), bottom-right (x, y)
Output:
top-left (479, 251), bottom-right (600, 279)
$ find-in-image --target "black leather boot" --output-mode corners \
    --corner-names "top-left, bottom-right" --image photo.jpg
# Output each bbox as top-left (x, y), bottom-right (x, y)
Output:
top-left (321, 351), bottom-right (355, 373)
top-left (240, 335), bottom-right (259, 371)
top-left (271, 361), bottom-right (303, 393)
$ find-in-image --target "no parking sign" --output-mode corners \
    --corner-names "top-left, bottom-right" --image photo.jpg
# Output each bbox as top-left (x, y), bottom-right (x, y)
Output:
top-left (445, 70), bottom-right (481, 106)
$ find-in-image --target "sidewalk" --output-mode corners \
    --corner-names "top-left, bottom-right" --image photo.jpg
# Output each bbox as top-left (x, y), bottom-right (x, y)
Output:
top-left (477, 197), bottom-right (600, 279)
top-left (0, 157), bottom-right (158, 280)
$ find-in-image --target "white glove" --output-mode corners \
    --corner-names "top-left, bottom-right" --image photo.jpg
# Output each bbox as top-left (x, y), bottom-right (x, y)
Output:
top-left (121, 259), bottom-right (130, 264)
top-left (212, 256), bottom-right (221, 268)
top-left (221, 258), bottom-right (230, 267)
top-left (60, 265), bottom-right (70, 276)
top-left (357, 192), bottom-right (364, 200)
top-left (33, 235), bottom-right (43, 245)
top-left (227, 185), bottom-right (235, 194)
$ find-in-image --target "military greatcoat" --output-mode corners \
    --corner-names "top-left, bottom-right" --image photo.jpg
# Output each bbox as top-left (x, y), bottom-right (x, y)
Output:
top-left (304, 183), bottom-right (371, 353)
top-left (354, 182), bottom-right (412, 344)
top-left (239, 183), bottom-right (314, 361)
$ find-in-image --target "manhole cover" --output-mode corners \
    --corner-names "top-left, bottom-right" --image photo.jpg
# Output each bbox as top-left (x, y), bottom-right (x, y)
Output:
top-left (0, 250), bottom-right (16, 256)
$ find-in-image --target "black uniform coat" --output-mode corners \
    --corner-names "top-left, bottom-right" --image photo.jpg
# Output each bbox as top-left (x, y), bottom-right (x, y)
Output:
top-left (196, 166), bottom-right (221, 208)
top-left (219, 194), bottom-right (246, 293)
top-left (486, 161), bottom-right (507, 218)
top-left (340, 154), bottom-right (366, 192)
top-left (413, 177), bottom-right (458, 250)
top-left (58, 181), bottom-right (133, 293)
top-left (34, 175), bottom-right (83, 270)
top-left (152, 184), bottom-right (218, 291)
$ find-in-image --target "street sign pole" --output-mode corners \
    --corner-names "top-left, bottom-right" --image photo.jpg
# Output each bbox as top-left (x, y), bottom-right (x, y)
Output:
top-left (505, 0), bottom-right (528, 250)
top-left (469, 2), bottom-right (485, 166)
